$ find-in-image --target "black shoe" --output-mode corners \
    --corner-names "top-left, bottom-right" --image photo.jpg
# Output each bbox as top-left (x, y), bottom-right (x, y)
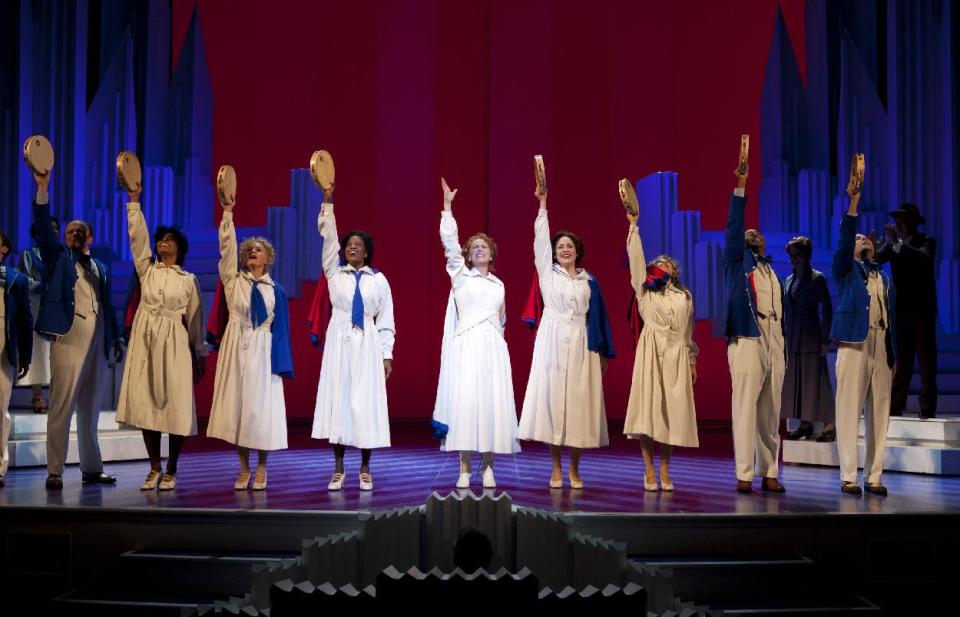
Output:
top-left (890, 409), bottom-right (903, 417)
top-left (864, 483), bottom-right (888, 496)
top-left (760, 477), bottom-right (786, 493)
top-left (840, 481), bottom-right (862, 495)
top-left (0, 475), bottom-right (5, 488)
top-left (816, 428), bottom-right (836, 442)
top-left (919, 411), bottom-right (936, 419)
top-left (81, 472), bottom-right (117, 485)
top-left (45, 474), bottom-right (63, 490)
top-left (787, 424), bottom-right (814, 440)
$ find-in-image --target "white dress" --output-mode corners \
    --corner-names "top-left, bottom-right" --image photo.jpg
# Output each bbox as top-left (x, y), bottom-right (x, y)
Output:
top-left (116, 203), bottom-right (207, 436)
top-left (518, 208), bottom-right (608, 448)
top-left (206, 211), bottom-right (288, 451)
top-left (311, 203), bottom-right (394, 449)
top-left (15, 247), bottom-right (50, 386)
top-left (433, 212), bottom-right (520, 454)
top-left (622, 225), bottom-right (699, 447)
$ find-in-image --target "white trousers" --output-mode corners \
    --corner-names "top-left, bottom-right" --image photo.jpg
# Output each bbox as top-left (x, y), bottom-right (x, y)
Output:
top-left (727, 321), bottom-right (785, 481)
top-left (1, 325), bottom-right (14, 477)
top-left (835, 328), bottom-right (891, 485)
top-left (46, 312), bottom-right (109, 476)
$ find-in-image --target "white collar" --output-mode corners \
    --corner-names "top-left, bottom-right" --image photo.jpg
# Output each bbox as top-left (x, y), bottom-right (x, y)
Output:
top-left (552, 263), bottom-right (588, 280)
top-left (154, 260), bottom-right (188, 275)
top-left (462, 267), bottom-right (503, 285)
top-left (242, 270), bottom-right (274, 285)
top-left (340, 264), bottom-right (375, 275)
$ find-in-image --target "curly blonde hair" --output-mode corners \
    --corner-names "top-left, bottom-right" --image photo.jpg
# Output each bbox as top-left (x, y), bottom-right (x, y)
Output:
top-left (462, 232), bottom-right (498, 268)
top-left (239, 236), bottom-right (276, 270)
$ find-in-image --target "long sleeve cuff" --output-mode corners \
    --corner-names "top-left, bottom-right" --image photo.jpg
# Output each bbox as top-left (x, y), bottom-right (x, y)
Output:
top-left (126, 202), bottom-right (141, 210)
top-left (36, 191), bottom-right (49, 205)
top-left (322, 202), bottom-right (334, 213)
top-left (733, 188), bottom-right (745, 198)
top-left (440, 210), bottom-right (452, 218)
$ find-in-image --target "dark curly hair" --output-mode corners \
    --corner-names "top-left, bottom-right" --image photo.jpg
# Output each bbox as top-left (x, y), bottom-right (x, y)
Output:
top-left (785, 235), bottom-right (812, 259)
top-left (154, 225), bottom-right (190, 266)
top-left (551, 230), bottom-right (585, 265)
top-left (341, 230), bottom-right (374, 266)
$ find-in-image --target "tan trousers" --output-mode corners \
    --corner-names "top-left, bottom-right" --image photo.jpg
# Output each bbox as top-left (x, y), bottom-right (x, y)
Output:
top-left (727, 318), bottom-right (785, 481)
top-left (0, 315), bottom-right (13, 477)
top-left (835, 328), bottom-right (891, 485)
top-left (46, 311), bottom-right (108, 476)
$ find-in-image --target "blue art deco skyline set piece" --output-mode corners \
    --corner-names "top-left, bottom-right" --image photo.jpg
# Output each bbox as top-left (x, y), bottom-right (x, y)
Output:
top-left (2, 1), bottom-right (958, 333)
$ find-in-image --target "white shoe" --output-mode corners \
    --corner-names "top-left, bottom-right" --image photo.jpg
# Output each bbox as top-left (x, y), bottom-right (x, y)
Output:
top-left (328, 472), bottom-right (345, 491)
top-left (456, 471), bottom-right (471, 489)
top-left (359, 471), bottom-right (373, 491)
top-left (482, 466), bottom-right (496, 489)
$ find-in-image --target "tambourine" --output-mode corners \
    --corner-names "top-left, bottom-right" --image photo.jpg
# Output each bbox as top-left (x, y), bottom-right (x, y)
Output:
top-left (309, 149), bottom-right (336, 191)
top-left (618, 178), bottom-right (639, 216)
top-left (217, 165), bottom-right (237, 206)
top-left (23, 135), bottom-right (55, 176)
top-left (116, 151), bottom-right (142, 192)
top-left (849, 152), bottom-right (865, 194)
top-left (737, 134), bottom-right (750, 175)
top-left (534, 154), bottom-right (547, 194)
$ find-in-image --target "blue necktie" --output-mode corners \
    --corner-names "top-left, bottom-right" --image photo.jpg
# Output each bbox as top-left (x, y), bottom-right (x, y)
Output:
top-left (250, 279), bottom-right (268, 328)
top-left (351, 271), bottom-right (365, 330)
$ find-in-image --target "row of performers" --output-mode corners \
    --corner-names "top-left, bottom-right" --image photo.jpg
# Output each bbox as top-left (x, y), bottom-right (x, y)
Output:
top-left (0, 148), bottom-right (894, 496)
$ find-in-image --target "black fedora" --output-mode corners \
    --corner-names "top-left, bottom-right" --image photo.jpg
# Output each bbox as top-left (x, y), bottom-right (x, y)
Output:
top-left (889, 203), bottom-right (926, 225)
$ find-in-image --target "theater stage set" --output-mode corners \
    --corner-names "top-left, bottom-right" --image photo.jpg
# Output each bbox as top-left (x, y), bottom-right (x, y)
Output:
top-left (2, 1), bottom-right (960, 615)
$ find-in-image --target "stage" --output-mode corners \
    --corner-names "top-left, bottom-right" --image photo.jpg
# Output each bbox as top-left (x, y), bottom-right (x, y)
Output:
top-left (1, 424), bottom-right (958, 515)
top-left (2, 424), bottom-right (959, 615)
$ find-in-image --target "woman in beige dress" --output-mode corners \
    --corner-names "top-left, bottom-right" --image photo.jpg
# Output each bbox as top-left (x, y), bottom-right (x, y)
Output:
top-left (115, 184), bottom-right (206, 491)
top-left (623, 211), bottom-right (699, 491)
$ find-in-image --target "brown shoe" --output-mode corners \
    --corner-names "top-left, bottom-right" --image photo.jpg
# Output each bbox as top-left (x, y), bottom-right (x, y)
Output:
top-left (760, 477), bottom-right (786, 493)
top-left (864, 483), bottom-right (888, 496)
top-left (840, 481), bottom-right (862, 495)
top-left (736, 480), bottom-right (753, 493)
top-left (45, 474), bottom-right (63, 490)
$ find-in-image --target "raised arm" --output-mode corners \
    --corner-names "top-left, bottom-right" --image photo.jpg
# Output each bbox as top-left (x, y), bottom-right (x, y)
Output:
top-left (533, 190), bottom-right (552, 280)
top-left (126, 202), bottom-right (154, 279)
top-left (722, 153), bottom-right (750, 269)
top-left (218, 210), bottom-right (239, 285)
top-left (626, 214), bottom-right (647, 297)
top-left (832, 172), bottom-right (862, 280)
top-left (31, 173), bottom-right (61, 267)
top-left (317, 202), bottom-right (341, 280)
top-left (439, 177), bottom-right (465, 278)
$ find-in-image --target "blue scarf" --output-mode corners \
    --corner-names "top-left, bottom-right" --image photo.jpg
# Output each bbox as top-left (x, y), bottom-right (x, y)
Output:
top-left (586, 273), bottom-right (615, 359)
top-left (251, 279), bottom-right (268, 329)
top-left (351, 271), bottom-right (365, 329)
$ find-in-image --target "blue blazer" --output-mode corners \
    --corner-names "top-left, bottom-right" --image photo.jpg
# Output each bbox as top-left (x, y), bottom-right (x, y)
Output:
top-left (2, 267), bottom-right (34, 369)
top-left (722, 193), bottom-right (784, 339)
top-left (32, 200), bottom-right (121, 358)
top-left (829, 214), bottom-right (896, 367)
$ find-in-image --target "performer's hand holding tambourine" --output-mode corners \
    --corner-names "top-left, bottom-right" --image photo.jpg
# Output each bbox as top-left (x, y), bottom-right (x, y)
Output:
top-left (24, 134), bottom-right (54, 191)
top-left (846, 152), bottom-right (865, 197)
top-left (533, 154), bottom-right (547, 201)
top-left (619, 178), bottom-right (639, 223)
top-left (217, 164), bottom-right (237, 211)
top-left (310, 149), bottom-right (336, 202)
top-left (116, 150), bottom-right (143, 201)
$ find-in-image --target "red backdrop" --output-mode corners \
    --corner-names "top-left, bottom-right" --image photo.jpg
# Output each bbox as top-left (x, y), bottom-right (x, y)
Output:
top-left (171, 0), bottom-right (806, 421)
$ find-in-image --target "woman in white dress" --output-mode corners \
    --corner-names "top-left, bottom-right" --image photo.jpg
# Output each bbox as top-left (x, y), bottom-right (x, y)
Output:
top-left (433, 178), bottom-right (520, 489)
top-left (206, 199), bottom-right (292, 491)
top-left (623, 211), bottom-right (699, 492)
top-left (16, 217), bottom-right (59, 413)
top-left (312, 186), bottom-right (395, 492)
top-left (518, 187), bottom-right (615, 489)
top-left (115, 184), bottom-right (207, 491)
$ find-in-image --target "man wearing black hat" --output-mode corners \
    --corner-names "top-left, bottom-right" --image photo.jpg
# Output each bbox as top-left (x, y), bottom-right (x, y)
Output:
top-left (875, 203), bottom-right (937, 418)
